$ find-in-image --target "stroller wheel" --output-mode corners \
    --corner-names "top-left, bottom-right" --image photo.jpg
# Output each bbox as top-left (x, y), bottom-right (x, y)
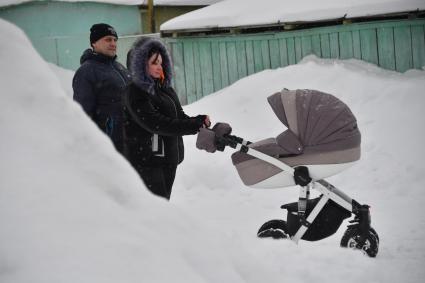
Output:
top-left (369, 227), bottom-right (380, 243)
top-left (340, 226), bottom-right (379, 257)
top-left (257, 219), bottom-right (288, 239)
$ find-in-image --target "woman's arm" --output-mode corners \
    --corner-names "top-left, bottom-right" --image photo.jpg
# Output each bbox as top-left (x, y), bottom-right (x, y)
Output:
top-left (126, 89), bottom-right (205, 136)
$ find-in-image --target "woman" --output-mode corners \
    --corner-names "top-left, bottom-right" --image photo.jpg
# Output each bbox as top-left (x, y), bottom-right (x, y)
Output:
top-left (124, 37), bottom-right (210, 200)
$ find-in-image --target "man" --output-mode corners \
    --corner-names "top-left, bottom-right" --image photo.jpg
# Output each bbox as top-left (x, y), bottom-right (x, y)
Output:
top-left (73, 23), bottom-right (131, 153)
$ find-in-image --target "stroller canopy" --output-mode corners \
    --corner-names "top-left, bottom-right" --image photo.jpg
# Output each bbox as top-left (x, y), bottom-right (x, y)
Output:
top-left (230, 89), bottom-right (361, 187)
top-left (268, 89), bottom-right (361, 155)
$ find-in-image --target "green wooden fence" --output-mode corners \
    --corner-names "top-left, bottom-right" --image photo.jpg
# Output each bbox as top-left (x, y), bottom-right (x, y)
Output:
top-left (163, 19), bottom-right (425, 105)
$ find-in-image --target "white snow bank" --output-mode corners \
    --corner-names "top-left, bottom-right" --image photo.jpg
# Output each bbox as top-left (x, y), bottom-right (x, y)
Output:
top-left (0, 0), bottom-right (143, 8)
top-left (0, 18), bottom-right (280, 283)
top-left (177, 56), bottom-right (425, 283)
top-left (161, 0), bottom-right (425, 31)
top-left (48, 63), bottom-right (74, 98)
top-left (0, 0), bottom-right (221, 8)
top-left (3, 10), bottom-right (425, 282)
top-left (143, 0), bottom-right (222, 6)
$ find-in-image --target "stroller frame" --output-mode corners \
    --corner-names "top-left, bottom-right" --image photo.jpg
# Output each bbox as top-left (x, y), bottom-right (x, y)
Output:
top-left (218, 134), bottom-right (373, 246)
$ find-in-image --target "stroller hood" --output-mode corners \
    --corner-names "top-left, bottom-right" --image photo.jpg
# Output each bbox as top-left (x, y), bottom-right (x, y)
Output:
top-left (268, 89), bottom-right (361, 154)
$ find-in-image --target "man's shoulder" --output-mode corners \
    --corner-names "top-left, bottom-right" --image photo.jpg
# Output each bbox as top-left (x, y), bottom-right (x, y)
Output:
top-left (75, 60), bottom-right (97, 73)
top-left (74, 58), bottom-right (108, 80)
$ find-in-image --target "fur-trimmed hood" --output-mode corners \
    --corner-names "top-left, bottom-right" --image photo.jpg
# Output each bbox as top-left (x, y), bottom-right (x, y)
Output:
top-left (127, 37), bottom-right (173, 95)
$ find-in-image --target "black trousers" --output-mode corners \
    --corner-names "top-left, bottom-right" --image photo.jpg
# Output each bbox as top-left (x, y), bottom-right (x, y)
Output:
top-left (137, 165), bottom-right (177, 200)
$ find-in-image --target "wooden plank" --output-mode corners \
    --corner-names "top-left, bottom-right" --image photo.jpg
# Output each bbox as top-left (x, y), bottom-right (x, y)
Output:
top-left (253, 40), bottom-right (264, 72)
top-left (352, 30), bottom-right (361, 59)
top-left (295, 37), bottom-right (302, 62)
top-left (360, 29), bottom-right (379, 65)
top-left (236, 41), bottom-right (248, 78)
top-left (227, 42), bottom-right (239, 84)
top-left (339, 31), bottom-right (353, 59)
top-left (311, 34), bottom-right (322, 57)
top-left (329, 32), bottom-right (340, 58)
top-left (219, 42), bottom-right (230, 87)
top-left (279, 38), bottom-right (289, 67)
top-left (287, 37), bottom-right (296, 65)
top-left (301, 35), bottom-right (313, 57)
top-left (411, 25), bottom-right (425, 69)
top-left (394, 26), bottom-right (413, 72)
top-left (261, 40), bottom-right (271, 69)
top-left (199, 42), bottom-right (214, 96)
top-left (171, 42), bottom-right (187, 105)
top-left (211, 41), bottom-right (222, 92)
top-left (192, 42), bottom-right (203, 101)
top-left (183, 41), bottom-right (196, 104)
top-left (245, 40), bottom-right (255, 75)
top-left (269, 39), bottom-right (280, 69)
top-left (377, 27), bottom-right (396, 70)
top-left (320, 33), bottom-right (331, 58)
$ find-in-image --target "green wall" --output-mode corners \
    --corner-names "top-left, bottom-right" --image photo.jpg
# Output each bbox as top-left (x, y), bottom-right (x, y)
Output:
top-left (0, 0), bottom-right (142, 70)
top-left (163, 19), bottom-right (425, 105)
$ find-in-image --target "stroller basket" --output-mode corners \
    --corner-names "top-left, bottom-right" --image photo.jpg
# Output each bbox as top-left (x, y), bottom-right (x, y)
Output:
top-left (283, 196), bottom-right (351, 241)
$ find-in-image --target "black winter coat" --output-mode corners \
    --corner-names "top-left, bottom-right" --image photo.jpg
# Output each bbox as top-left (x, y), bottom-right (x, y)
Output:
top-left (73, 49), bottom-right (131, 153)
top-left (124, 83), bottom-right (205, 167)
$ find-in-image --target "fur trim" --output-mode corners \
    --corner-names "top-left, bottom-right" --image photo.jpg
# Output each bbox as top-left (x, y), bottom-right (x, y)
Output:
top-left (128, 37), bottom-right (173, 94)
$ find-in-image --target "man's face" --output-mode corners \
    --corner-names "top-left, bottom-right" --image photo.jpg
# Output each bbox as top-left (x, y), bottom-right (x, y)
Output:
top-left (92, 35), bottom-right (117, 57)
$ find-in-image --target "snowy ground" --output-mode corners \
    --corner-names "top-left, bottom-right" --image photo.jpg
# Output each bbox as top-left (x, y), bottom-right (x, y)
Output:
top-left (2, 18), bottom-right (425, 283)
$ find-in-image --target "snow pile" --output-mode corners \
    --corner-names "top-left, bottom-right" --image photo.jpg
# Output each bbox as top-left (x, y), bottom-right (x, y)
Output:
top-left (161, 0), bottom-right (425, 31)
top-left (2, 17), bottom-right (425, 283)
top-left (0, 19), bottom-right (278, 283)
top-left (0, 0), bottom-right (144, 8)
top-left (177, 56), bottom-right (425, 282)
top-left (0, 0), bottom-right (221, 8)
top-left (143, 0), bottom-right (223, 6)
top-left (48, 63), bottom-right (74, 98)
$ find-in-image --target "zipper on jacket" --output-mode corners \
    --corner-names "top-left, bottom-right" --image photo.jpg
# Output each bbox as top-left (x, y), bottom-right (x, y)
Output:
top-left (111, 62), bottom-right (128, 88)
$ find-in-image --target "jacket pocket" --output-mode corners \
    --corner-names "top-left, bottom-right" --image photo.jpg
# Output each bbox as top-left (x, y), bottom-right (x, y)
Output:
top-left (151, 134), bottom-right (165, 157)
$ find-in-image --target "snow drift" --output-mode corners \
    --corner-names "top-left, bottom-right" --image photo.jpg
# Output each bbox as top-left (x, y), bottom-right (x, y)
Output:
top-left (2, 14), bottom-right (425, 283)
top-left (0, 18), bottom-right (278, 283)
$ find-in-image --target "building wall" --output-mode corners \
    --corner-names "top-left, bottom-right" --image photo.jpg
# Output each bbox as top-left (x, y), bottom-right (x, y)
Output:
top-left (0, 1), bottom-right (142, 70)
top-left (141, 5), bottom-right (204, 34)
top-left (163, 19), bottom-right (425, 105)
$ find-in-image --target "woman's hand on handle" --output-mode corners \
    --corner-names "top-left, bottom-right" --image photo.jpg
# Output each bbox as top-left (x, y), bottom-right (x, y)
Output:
top-left (203, 115), bottom-right (211, 128)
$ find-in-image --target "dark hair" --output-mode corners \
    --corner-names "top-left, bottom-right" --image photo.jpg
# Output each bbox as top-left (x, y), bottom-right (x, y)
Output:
top-left (148, 48), bottom-right (161, 63)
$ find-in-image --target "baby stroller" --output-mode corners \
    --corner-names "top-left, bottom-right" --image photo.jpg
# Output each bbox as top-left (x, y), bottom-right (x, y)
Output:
top-left (196, 89), bottom-right (379, 257)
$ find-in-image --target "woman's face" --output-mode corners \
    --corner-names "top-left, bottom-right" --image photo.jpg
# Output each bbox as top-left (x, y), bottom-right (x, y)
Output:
top-left (148, 53), bottom-right (163, 79)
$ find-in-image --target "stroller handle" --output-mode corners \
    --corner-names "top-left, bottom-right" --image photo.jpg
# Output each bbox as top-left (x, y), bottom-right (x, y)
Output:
top-left (196, 124), bottom-right (307, 184)
top-left (215, 134), bottom-right (249, 151)
top-left (217, 134), bottom-right (296, 175)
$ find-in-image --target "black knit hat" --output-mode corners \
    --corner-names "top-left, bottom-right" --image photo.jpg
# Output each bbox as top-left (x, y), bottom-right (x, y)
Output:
top-left (90, 23), bottom-right (118, 44)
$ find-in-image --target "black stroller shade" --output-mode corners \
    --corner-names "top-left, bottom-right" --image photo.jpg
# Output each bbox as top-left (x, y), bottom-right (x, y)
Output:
top-left (231, 89), bottom-right (361, 187)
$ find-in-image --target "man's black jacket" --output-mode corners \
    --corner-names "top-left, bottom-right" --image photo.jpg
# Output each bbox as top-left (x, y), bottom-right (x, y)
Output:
top-left (73, 49), bottom-right (131, 153)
